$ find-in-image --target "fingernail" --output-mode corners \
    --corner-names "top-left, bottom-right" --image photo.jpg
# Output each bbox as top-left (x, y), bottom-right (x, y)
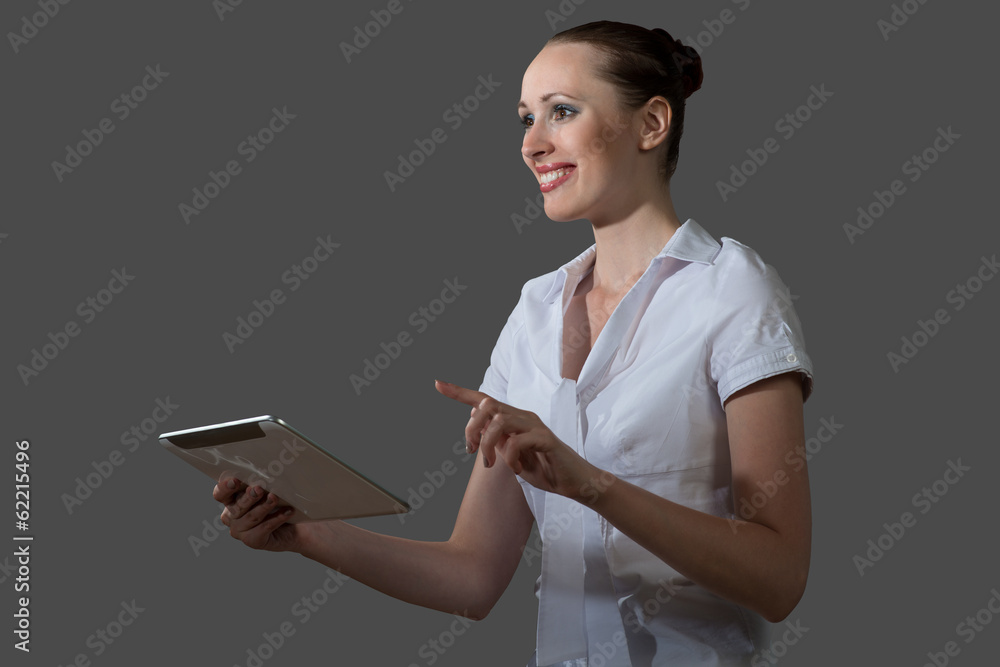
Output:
top-left (466, 442), bottom-right (473, 454)
top-left (249, 488), bottom-right (258, 498)
top-left (226, 479), bottom-right (236, 489)
top-left (483, 456), bottom-right (491, 469)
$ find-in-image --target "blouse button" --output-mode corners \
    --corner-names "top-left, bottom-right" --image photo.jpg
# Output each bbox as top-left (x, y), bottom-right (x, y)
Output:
top-left (786, 353), bottom-right (797, 363)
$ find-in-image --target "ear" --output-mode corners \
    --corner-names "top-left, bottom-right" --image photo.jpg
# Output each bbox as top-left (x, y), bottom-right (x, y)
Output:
top-left (637, 96), bottom-right (672, 152)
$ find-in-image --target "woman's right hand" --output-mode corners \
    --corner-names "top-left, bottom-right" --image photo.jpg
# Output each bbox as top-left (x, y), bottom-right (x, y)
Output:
top-left (213, 477), bottom-right (304, 553)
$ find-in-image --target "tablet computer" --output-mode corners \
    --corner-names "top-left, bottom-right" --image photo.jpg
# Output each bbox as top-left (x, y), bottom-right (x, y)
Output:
top-left (159, 415), bottom-right (409, 522)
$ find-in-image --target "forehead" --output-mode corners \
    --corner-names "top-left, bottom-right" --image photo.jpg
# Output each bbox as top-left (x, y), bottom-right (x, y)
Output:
top-left (518, 42), bottom-right (609, 108)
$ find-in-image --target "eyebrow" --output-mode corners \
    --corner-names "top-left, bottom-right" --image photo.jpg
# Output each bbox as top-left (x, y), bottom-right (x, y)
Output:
top-left (517, 92), bottom-right (580, 110)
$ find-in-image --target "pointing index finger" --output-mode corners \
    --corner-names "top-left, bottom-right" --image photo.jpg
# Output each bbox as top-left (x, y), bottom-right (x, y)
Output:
top-left (434, 380), bottom-right (488, 407)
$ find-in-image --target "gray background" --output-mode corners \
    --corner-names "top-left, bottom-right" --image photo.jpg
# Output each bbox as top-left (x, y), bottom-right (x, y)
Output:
top-left (3, 0), bottom-right (997, 665)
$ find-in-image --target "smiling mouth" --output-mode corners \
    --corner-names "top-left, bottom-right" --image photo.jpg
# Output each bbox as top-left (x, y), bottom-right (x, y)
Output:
top-left (539, 166), bottom-right (575, 192)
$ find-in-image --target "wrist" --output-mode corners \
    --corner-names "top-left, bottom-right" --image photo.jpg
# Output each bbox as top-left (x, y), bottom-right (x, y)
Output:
top-left (570, 463), bottom-right (619, 506)
top-left (291, 519), bottom-right (339, 557)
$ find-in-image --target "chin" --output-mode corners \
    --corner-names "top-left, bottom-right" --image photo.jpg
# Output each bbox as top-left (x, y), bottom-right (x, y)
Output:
top-left (542, 199), bottom-right (586, 223)
top-left (544, 210), bottom-right (574, 223)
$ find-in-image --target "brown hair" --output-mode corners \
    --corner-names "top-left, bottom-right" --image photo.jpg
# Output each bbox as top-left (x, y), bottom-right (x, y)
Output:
top-left (547, 20), bottom-right (704, 182)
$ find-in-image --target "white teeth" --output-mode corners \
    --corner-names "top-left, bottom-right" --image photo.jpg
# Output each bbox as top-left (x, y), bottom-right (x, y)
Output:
top-left (541, 167), bottom-right (572, 184)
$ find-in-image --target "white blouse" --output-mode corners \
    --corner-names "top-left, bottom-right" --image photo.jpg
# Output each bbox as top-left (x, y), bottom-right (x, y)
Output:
top-left (477, 219), bottom-right (814, 666)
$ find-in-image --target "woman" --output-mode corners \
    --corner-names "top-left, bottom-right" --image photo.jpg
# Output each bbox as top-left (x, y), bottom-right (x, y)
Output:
top-left (215, 20), bottom-right (814, 667)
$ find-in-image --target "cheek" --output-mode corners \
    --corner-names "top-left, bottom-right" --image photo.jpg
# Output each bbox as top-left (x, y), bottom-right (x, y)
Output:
top-left (600, 140), bottom-right (636, 179)
top-left (574, 128), bottom-right (623, 171)
top-left (576, 149), bottom-right (617, 184)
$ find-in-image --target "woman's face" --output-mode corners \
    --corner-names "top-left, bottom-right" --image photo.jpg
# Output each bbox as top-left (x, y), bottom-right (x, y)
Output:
top-left (519, 42), bottom-right (643, 223)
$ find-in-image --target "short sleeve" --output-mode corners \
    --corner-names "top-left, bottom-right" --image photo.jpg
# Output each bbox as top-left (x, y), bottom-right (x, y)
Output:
top-left (709, 245), bottom-right (814, 408)
top-left (477, 294), bottom-right (525, 403)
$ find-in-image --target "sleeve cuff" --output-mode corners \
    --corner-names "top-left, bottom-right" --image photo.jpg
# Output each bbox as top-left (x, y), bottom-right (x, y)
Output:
top-left (717, 345), bottom-right (814, 408)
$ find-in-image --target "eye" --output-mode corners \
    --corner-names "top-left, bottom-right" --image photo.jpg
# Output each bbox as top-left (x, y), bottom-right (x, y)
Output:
top-left (552, 104), bottom-right (576, 120)
top-left (519, 104), bottom-right (577, 132)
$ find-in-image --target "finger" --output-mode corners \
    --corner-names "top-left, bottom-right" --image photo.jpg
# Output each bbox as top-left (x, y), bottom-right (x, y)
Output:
top-left (476, 413), bottom-right (502, 468)
top-left (233, 494), bottom-right (293, 541)
top-left (260, 505), bottom-right (295, 532)
top-left (227, 492), bottom-right (281, 539)
top-left (495, 432), bottom-right (524, 475)
top-left (213, 476), bottom-right (246, 503)
top-left (496, 431), bottom-right (550, 477)
top-left (236, 491), bottom-right (281, 528)
top-left (229, 485), bottom-right (267, 520)
top-left (480, 411), bottom-right (530, 468)
top-left (464, 395), bottom-right (508, 457)
top-left (465, 408), bottom-right (494, 456)
top-left (241, 506), bottom-right (295, 549)
top-left (434, 380), bottom-right (490, 408)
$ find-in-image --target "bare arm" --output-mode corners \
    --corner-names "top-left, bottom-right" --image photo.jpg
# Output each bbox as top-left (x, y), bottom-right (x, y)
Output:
top-left (581, 372), bottom-right (811, 622)
top-left (446, 372), bottom-right (811, 623)
top-left (215, 440), bottom-right (535, 620)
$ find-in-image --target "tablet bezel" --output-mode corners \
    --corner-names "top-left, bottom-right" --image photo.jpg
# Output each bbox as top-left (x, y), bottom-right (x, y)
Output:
top-left (159, 415), bottom-right (409, 522)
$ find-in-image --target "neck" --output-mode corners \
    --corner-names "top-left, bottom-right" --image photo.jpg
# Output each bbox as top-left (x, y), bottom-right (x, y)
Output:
top-left (588, 188), bottom-right (683, 297)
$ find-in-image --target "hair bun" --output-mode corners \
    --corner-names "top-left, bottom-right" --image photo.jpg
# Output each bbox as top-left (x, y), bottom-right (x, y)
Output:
top-left (652, 28), bottom-right (703, 99)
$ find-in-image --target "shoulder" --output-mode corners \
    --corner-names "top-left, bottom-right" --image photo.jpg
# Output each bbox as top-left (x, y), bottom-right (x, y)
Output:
top-left (715, 236), bottom-right (782, 283)
top-left (706, 236), bottom-right (794, 307)
top-left (655, 218), bottom-right (788, 299)
top-left (703, 235), bottom-right (813, 402)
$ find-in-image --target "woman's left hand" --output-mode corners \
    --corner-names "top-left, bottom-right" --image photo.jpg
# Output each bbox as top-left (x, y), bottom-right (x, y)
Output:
top-left (434, 380), bottom-right (608, 502)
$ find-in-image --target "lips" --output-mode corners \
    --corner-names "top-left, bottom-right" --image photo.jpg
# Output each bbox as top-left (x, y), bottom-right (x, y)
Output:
top-left (536, 163), bottom-right (576, 192)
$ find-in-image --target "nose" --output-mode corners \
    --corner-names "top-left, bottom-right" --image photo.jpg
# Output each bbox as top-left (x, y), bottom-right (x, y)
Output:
top-left (521, 123), bottom-right (552, 163)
